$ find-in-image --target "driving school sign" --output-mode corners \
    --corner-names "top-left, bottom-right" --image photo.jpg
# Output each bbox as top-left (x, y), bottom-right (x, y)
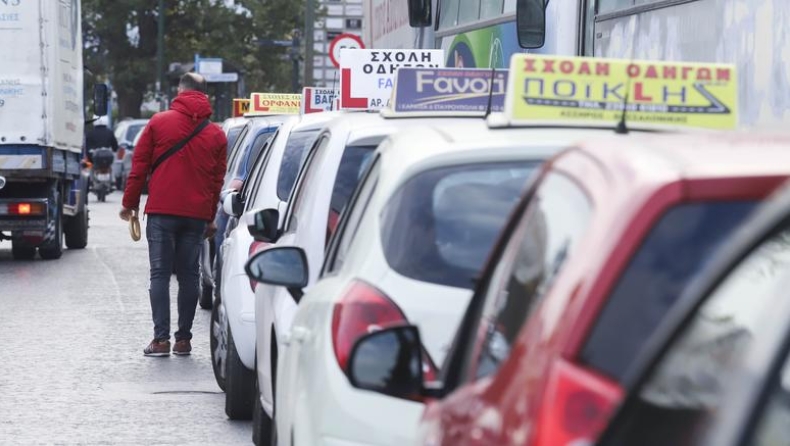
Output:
top-left (232, 99), bottom-right (250, 117)
top-left (506, 54), bottom-right (737, 129)
top-left (248, 93), bottom-right (301, 116)
top-left (393, 68), bottom-right (508, 114)
top-left (301, 88), bottom-right (337, 114)
top-left (339, 49), bottom-right (444, 110)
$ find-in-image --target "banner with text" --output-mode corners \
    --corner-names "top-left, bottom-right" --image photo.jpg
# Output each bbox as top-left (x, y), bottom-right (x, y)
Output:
top-left (301, 88), bottom-right (338, 114)
top-left (339, 49), bottom-right (444, 110)
top-left (248, 93), bottom-right (301, 116)
top-left (506, 54), bottom-right (738, 129)
top-left (393, 68), bottom-right (508, 114)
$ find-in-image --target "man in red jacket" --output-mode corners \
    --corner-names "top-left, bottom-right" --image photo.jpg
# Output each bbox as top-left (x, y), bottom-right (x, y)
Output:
top-left (120, 73), bottom-right (227, 357)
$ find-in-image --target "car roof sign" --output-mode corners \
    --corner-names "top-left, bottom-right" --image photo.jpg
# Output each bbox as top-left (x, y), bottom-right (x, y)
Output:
top-left (301, 87), bottom-right (338, 114)
top-left (504, 54), bottom-right (738, 130)
top-left (388, 67), bottom-right (508, 116)
top-left (246, 93), bottom-right (301, 116)
top-left (232, 98), bottom-right (250, 117)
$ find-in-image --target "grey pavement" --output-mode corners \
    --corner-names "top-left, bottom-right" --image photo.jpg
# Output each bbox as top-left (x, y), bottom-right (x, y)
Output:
top-left (0, 193), bottom-right (251, 445)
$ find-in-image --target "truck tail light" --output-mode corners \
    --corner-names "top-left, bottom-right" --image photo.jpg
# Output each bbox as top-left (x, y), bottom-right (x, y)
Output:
top-left (331, 280), bottom-right (438, 380)
top-left (0, 202), bottom-right (46, 216)
top-left (531, 360), bottom-right (623, 446)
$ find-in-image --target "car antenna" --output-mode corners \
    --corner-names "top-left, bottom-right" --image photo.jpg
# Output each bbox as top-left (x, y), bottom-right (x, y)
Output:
top-left (484, 46), bottom-right (500, 118)
top-left (330, 71), bottom-right (339, 111)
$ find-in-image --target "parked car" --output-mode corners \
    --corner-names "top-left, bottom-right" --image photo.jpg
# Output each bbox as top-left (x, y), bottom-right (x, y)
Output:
top-left (114, 118), bottom-right (149, 190)
top-left (205, 114), bottom-right (290, 309)
top-left (245, 122), bottom-right (620, 446)
top-left (594, 139), bottom-right (790, 446)
top-left (242, 112), bottom-right (497, 445)
top-left (222, 116), bottom-right (249, 155)
top-left (212, 112), bottom-right (340, 419)
top-left (343, 132), bottom-right (790, 446)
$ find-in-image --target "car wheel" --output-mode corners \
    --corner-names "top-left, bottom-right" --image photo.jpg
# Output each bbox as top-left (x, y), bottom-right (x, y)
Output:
top-left (225, 326), bottom-right (255, 420)
top-left (210, 299), bottom-right (228, 391)
top-left (253, 373), bottom-right (273, 445)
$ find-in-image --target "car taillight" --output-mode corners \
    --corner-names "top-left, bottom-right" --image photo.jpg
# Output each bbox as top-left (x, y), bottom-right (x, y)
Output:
top-left (0, 202), bottom-right (46, 216)
top-left (531, 359), bottom-right (622, 446)
top-left (248, 241), bottom-right (271, 291)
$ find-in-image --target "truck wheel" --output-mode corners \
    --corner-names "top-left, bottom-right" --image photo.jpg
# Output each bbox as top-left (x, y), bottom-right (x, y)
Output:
top-left (64, 208), bottom-right (89, 249)
top-left (12, 244), bottom-right (36, 261)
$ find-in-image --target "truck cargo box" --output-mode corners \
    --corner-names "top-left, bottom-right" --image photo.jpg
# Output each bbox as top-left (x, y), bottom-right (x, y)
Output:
top-left (0, 0), bottom-right (84, 155)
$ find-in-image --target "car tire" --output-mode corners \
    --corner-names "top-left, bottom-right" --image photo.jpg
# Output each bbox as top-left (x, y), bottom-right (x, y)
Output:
top-left (210, 298), bottom-right (227, 392)
top-left (252, 373), bottom-right (273, 446)
top-left (64, 208), bottom-right (89, 250)
top-left (225, 326), bottom-right (255, 420)
top-left (199, 281), bottom-right (213, 309)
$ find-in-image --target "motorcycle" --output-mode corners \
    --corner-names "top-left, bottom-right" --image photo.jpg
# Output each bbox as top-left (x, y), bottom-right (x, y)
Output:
top-left (90, 147), bottom-right (115, 202)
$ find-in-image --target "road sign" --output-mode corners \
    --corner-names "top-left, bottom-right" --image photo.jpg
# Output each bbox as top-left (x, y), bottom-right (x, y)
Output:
top-left (205, 73), bottom-right (239, 83)
top-left (329, 33), bottom-right (365, 68)
top-left (196, 58), bottom-right (223, 75)
top-left (339, 48), bottom-right (444, 110)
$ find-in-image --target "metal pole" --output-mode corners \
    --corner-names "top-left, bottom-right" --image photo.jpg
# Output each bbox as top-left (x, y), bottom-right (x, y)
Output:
top-left (157, 0), bottom-right (166, 111)
top-left (304, 0), bottom-right (315, 87)
top-left (291, 31), bottom-right (301, 92)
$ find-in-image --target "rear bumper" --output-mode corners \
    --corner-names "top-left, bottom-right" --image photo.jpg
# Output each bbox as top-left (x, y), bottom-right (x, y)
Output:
top-left (0, 198), bottom-right (48, 232)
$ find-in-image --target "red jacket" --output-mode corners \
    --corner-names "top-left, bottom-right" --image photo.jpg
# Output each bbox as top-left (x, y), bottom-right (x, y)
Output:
top-left (123, 91), bottom-right (227, 221)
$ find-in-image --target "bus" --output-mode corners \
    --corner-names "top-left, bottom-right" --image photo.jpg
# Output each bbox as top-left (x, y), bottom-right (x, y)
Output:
top-left (363, 0), bottom-right (790, 128)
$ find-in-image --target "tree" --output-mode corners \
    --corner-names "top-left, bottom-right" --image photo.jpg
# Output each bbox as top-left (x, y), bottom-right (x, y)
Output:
top-left (83, 0), bottom-right (305, 119)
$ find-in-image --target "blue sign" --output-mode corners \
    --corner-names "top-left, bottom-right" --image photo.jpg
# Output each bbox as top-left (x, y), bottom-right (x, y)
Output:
top-left (393, 68), bottom-right (508, 113)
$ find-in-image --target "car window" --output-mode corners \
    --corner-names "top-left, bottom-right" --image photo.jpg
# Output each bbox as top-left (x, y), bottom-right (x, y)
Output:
top-left (227, 123), bottom-right (251, 165)
top-left (469, 172), bottom-right (592, 379)
top-left (126, 124), bottom-right (145, 143)
top-left (581, 201), bottom-right (759, 382)
top-left (226, 126), bottom-right (244, 152)
top-left (380, 162), bottom-right (536, 290)
top-left (600, 227), bottom-right (790, 446)
top-left (325, 157), bottom-right (381, 274)
top-left (749, 339), bottom-right (790, 446)
top-left (276, 129), bottom-right (321, 201)
top-left (327, 146), bottom-right (376, 243)
top-left (241, 138), bottom-right (274, 210)
top-left (287, 135), bottom-right (331, 231)
top-left (235, 129), bottom-right (276, 181)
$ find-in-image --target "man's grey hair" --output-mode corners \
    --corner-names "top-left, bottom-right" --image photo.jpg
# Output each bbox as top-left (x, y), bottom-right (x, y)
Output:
top-left (179, 73), bottom-right (208, 93)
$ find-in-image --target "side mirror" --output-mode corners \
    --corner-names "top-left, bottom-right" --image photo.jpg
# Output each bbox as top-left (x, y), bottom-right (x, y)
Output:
top-left (347, 325), bottom-right (425, 401)
top-left (222, 191), bottom-right (243, 217)
top-left (93, 84), bottom-right (109, 117)
top-left (246, 208), bottom-right (280, 243)
top-left (245, 246), bottom-right (309, 302)
top-left (516, 0), bottom-right (547, 49)
top-left (407, 0), bottom-right (432, 27)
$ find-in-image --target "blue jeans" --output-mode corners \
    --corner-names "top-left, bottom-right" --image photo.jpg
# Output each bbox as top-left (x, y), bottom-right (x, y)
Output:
top-left (147, 214), bottom-right (207, 342)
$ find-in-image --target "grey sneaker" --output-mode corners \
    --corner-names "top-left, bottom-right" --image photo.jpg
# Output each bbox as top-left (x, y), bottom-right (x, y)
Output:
top-left (144, 339), bottom-right (170, 357)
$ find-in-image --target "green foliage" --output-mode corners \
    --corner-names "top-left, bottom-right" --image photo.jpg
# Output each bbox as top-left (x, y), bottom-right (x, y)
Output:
top-left (83, 0), bottom-right (305, 118)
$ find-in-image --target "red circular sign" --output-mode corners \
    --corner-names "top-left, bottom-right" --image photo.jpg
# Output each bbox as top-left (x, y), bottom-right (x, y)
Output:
top-left (329, 33), bottom-right (365, 68)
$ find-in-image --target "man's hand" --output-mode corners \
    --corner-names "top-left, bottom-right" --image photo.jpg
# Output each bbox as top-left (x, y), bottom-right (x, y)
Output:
top-left (204, 221), bottom-right (218, 239)
top-left (119, 207), bottom-right (134, 222)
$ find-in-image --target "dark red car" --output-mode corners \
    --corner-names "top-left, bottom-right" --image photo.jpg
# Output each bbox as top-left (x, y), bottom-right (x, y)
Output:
top-left (342, 133), bottom-right (790, 446)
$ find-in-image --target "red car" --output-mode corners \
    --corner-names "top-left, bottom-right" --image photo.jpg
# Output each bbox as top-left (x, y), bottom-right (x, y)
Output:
top-left (342, 132), bottom-right (790, 446)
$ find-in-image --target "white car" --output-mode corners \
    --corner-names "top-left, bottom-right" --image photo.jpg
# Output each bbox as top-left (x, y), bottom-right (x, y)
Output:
top-left (113, 118), bottom-right (148, 189)
top-left (245, 113), bottom-right (492, 445)
top-left (245, 124), bottom-right (617, 446)
top-left (211, 112), bottom-right (341, 419)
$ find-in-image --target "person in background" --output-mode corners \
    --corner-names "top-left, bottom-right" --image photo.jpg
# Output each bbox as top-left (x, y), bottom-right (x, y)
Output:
top-left (120, 73), bottom-right (227, 357)
top-left (85, 115), bottom-right (118, 162)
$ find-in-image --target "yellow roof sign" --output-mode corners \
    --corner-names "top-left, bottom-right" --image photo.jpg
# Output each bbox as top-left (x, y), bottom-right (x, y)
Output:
top-left (505, 54), bottom-right (737, 130)
top-left (232, 99), bottom-right (250, 117)
top-left (247, 93), bottom-right (301, 116)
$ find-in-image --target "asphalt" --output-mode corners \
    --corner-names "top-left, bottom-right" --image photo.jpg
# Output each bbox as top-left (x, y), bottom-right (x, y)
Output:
top-left (0, 193), bottom-right (252, 445)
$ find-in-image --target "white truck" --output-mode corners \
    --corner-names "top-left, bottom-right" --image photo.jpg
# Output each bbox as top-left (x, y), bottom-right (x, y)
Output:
top-left (0, 0), bottom-right (107, 260)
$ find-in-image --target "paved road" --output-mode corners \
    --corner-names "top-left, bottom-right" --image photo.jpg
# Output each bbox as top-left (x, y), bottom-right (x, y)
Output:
top-left (0, 193), bottom-right (251, 445)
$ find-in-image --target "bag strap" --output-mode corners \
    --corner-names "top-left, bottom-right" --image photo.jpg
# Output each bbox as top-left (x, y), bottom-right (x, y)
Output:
top-left (151, 119), bottom-right (211, 173)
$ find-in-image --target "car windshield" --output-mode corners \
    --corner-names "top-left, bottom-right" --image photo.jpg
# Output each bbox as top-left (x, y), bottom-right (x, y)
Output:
top-left (276, 129), bottom-right (321, 200)
top-left (226, 126), bottom-right (244, 151)
top-left (580, 201), bottom-right (759, 382)
top-left (234, 128), bottom-right (277, 180)
top-left (380, 162), bottom-right (536, 289)
top-left (126, 124), bottom-right (146, 143)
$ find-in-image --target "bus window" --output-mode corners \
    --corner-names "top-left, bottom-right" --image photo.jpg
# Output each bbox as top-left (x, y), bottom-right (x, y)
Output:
top-left (458, 0), bottom-right (482, 25)
top-left (481, 0), bottom-right (505, 19)
top-left (439, 0), bottom-right (460, 28)
top-left (598, 0), bottom-right (636, 13)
